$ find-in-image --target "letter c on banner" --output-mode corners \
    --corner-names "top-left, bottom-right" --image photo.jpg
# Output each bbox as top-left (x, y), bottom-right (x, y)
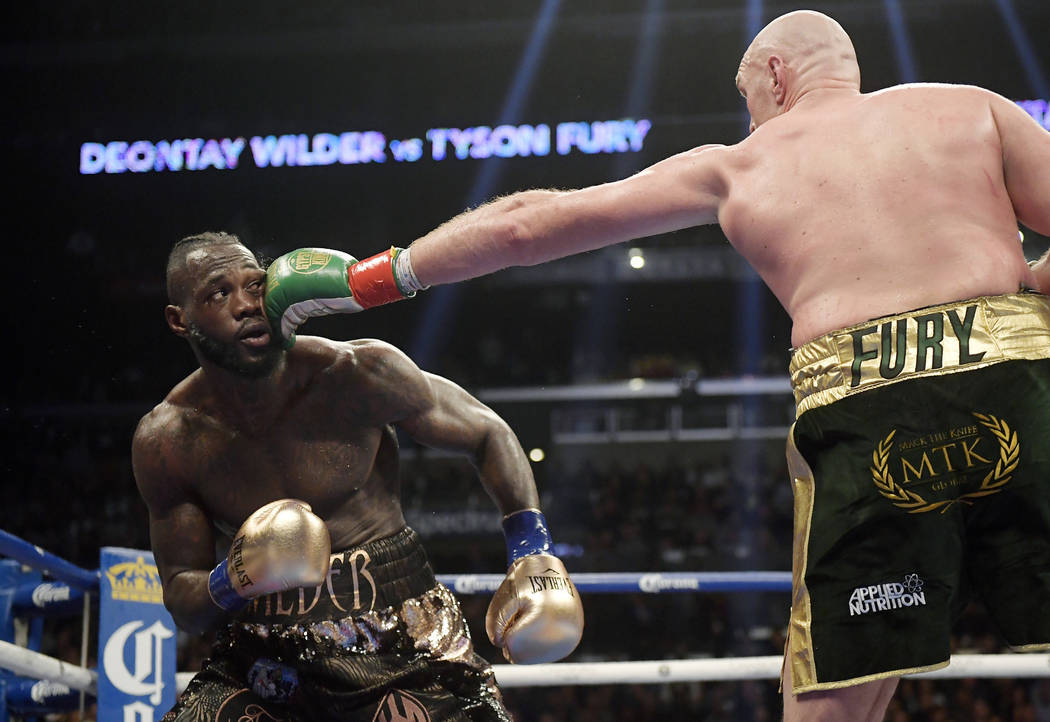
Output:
top-left (102, 619), bottom-right (175, 706)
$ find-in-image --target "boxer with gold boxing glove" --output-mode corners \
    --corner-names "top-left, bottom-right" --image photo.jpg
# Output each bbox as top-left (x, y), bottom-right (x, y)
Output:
top-left (264, 247), bottom-right (585, 665)
top-left (207, 499), bottom-right (332, 612)
top-left (136, 232), bottom-right (580, 721)
top-left (486, 509), bottom-right (584, 664)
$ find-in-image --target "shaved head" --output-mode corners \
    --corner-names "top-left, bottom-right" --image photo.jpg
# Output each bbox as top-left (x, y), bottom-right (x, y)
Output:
top-left (166, 231), bottom-right (252, 305)
top-left (739, 10), bottom-right (860, 90)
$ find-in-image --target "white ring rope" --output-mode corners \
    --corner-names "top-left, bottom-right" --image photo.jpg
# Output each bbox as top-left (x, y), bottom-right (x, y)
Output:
top-left (3, 640), bottom-right (1045, 698)
top-left (485, 654), bottom-right (1050, 688)
top-left (0, 639), bottom-right (97, 694)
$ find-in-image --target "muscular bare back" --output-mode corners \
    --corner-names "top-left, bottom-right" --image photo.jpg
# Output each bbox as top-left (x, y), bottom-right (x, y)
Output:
top-left (720, 84), bottom-right (1033, 345)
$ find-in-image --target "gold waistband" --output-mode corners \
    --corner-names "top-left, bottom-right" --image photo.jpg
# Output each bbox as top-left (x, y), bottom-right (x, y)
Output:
top-left (789, 293), bottom-right (1050, 415)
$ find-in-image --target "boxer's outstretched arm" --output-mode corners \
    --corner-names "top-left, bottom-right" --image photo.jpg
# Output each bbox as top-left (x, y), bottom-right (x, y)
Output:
top-left (132, 407), bottom-right (227, 634)
top-left (407, 143), bottom-right (731, 287)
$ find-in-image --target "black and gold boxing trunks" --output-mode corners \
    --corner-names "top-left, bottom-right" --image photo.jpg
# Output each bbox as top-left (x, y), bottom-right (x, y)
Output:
top-left (785, 292), bottom-right (1050, 693)
top-left (163, 527), bottom-right (510, 721)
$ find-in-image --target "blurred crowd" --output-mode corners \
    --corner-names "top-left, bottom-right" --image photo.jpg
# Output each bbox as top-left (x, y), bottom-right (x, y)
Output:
top-left (5, 415), bottom-right (1050, 720)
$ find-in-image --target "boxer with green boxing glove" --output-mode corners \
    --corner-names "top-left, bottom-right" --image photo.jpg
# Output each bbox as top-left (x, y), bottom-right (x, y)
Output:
top-left (485, 508), bottom-right (584, 664)
top-left (264, 247), bottom-right (426, 347)
top-left (207, 499), bottom-right (332, 612)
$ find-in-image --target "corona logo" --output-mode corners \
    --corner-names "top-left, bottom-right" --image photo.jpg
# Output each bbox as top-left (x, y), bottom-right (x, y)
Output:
top-left (32, 582), bottom-right (72, 607)
top-left (451, 575), bottom-right (500, 595)
top-left (106, 556), bottom-right (164, 604)
top-left (30, 680), bottom-right (71, 702)
top-left (639, 574), bottom-right (699, 593)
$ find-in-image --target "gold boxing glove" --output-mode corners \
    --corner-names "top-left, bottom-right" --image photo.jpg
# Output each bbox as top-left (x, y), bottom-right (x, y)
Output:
top-left (485, 509), bottom-right (584, 664)
top-left (208, 498), bottom-right (331, 611)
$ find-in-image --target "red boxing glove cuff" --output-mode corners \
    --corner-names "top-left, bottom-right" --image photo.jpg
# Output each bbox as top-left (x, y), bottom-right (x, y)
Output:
top-left (347, 248), bottom-right (414, 309)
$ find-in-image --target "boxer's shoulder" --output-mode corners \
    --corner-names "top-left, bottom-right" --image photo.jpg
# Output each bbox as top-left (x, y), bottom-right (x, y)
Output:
top-left (319, 338), bottom-right (432, 423)
top-left (864, 82), bottom-right (1007, 124)
top-left (875, 81), bottom-right (998, 100)
top-left (277, 336), bottom-right (426, 422)
top-left (134, 397), bottom-right (209, 464)
top-left (132, 399), bottom-right (202, 502)
top-left (341, 339), bottom-right (427, 396)
top-left (293, 337), bottom-right (419, 387)
top-left (135, 396), bottom-right (192, 443)
top-left (136, 371), bottom-right (234, 454)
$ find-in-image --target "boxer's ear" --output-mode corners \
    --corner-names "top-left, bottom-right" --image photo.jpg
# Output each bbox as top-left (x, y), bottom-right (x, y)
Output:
top-left (768, 56), bottom-right (787, 105)
top-left (165, 304), bottom-right (188, 337)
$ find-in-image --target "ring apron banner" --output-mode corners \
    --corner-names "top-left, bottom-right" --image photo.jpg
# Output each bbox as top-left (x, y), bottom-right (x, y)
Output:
top-left (98, 547), bottom-right (176, 721)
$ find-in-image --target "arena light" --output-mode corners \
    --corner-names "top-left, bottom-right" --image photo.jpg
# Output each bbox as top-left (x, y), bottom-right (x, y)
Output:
top-left (730, 0), bottom-right (769, 659)
top-left (528, 448), bottom-right (546, 463)
top-left (410, 0), bottom-right (562, 369)
top-left (994, 0), bottom-right (1049, 98)
top-left (1016, 99), bottom-right (1050, 129)
top-left (736, 0), bottom-right (767, 377)
top-left (882, 0), bottom-right (919, 83)
top-left (562, 0), bottom-right (667, 387)
top-left (628, 248), bottom-right (646, 269)
top-left (612, 0), bottom-right (665, 181)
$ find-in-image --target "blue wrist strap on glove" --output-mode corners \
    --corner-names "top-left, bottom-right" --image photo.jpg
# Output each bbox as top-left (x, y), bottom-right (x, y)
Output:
top-left (502, 508), bottom-right (553, 565)
top-left (208, 561), bottom-right (247, 612)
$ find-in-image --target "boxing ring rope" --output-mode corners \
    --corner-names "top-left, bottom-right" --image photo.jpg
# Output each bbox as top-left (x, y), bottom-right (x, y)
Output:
top-left (0, 639), bottom-right (97, 694)
top-left (0, 529), bottom-right (100, 590)
top-left (0, 528), bottom-right (96, 715)
top-left (436, 571), bottom-right (793, 594)
top-left (1, 530), bottom-right (1048, 706)
top-left (4, 638), bottom-right (1049, 696)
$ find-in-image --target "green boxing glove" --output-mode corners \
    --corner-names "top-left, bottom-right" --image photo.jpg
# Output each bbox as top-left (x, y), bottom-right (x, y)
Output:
top-left (265, 247), bottom-right (418, 347)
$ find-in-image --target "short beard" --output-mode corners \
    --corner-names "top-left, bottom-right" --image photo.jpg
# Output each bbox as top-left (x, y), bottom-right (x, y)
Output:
top-left (188, 322), bottom-right (281, 379)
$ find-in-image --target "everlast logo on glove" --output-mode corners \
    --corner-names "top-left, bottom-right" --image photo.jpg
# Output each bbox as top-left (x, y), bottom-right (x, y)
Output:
top-left (528, 568), bottom-right (575, 595)
top-left (229, 535), bottom-right (252, 589)
top-left (486, 553), bottom-right (585, 664)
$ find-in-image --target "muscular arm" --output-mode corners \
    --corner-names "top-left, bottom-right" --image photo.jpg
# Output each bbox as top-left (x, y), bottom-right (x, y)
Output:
top-left (407, 144), bottom-right (730, 287)
top-left (401, 373), bottom-right (540, 514)
top-left (132, 410), bottom-right (226, 635)
top-left (352, 341), bottom-right (539, 514)
top-left (990, 92), bottom-right (1050, 290)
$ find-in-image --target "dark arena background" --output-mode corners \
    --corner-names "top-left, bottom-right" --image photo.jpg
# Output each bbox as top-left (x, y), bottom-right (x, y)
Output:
top-left (4, 1), bottom-right (1050, 720)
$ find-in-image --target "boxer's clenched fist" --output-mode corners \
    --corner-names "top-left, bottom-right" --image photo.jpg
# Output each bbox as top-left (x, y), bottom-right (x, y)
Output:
top-left (265, 247), bottom-right (415, 348)
top-left (486, 553), bottom-right (584, 664)
top-left (485, 508), bottom-right (584, 664)
top-left (208, 499), bottom-right (331, 612)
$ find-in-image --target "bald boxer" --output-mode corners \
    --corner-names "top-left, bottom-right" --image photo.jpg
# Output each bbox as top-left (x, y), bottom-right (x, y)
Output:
top-left (266, 10), bottom-right (1050, 721)
top-left (132, 232), bottom-right (583, 722)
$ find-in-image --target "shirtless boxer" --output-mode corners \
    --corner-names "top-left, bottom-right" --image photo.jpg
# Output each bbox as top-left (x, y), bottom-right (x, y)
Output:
top-left (264, 10), bottom-right (1050, 721)
top-left (132, 232), bottom-right (583, 722)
